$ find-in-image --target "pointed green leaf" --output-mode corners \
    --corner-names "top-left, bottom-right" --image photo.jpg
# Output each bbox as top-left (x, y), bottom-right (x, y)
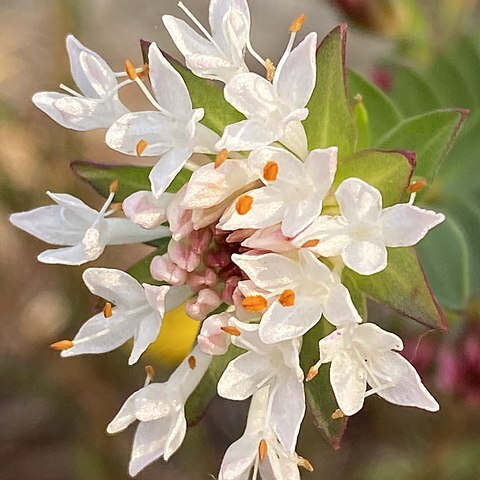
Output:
top-left (353, 95), bottom-right (370, 151)
top-left (303, 25), bottom-right (356, 157)
top-left (377, 109), bottom-right (467, 182)
top-left (344, 247), bottom-right (447, 330)
top-left (347, 69), bottom-right (403, 144)
top-left (334, 149), bottom-right (415, 207)
top-left (300, 320), bottom-right (347, 449)
top-left (416, 216), bottom-right (469, 310)
top-left (70, 161), bottom-right (192, 201)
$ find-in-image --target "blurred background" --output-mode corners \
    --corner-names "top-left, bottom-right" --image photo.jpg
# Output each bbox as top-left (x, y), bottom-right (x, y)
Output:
top-left (1, 0), bottom-right (480, 479)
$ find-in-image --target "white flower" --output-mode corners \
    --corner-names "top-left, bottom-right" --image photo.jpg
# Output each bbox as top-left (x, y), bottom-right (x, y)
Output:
top-left (197, 312), bottom-right (235, 355)
top-left (107, 346), bottom-right (212, 476)
top-left (60, 268), bottom-right (192, 364)
top-left (163, 0), bottom-right (250, 83)
top-left (220, 146), bottom-right (337, 237)
top-left (294, 177), bottom-right (445, 275)
top-left (310, 322), bottom-right (440, 416)
top-left (216, 31), bottom-right (317, 157)
top-left (217, 321), bottom-right (305, 454)
top-left (123, 190), bottom-right (174, 229)
top-left (232, 250), bottom-right (361, 344)
top-left (9, 191), bottom-right (169, 265)
top-left (33, 35), bottom-right (128, 131)
top-left (219, 387), bottom-right (302, 480)
top-left (105, 42), bottom-right (219, 197)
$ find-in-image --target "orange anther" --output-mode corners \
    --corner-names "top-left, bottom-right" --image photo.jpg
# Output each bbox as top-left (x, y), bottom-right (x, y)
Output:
top-left (298, 457), bottom-right (314, 472)
top-left (306, 366), bottom-right (319, 382)
top-left (109, 179), bottom-right (119, 194)
top-left (124, 59), bottom-right (138, 80)
top-left (242, 295), bottom-right (268, 312)
top-left (263, 161), bottom-right (279, 181)
top-left (236, 195), bottom-right (253, 215)
top-left (103, 302), bottom-right (113, 318)
top-left (290, 14), bottom-right (306, 33)
top-left (279, 289), bottom-right (295, 307)
top-left (407, 179), bottom-right (427, 193)
top-left (221, 326), bottom-right (241, 336)
top-left (188, 355), bottom-right (197, 369)
top-left (265, 58), bottom-right (276, 82)
top-left (136, 139), bottom-right (148, 156)
top-left (215, 149), bottom-right (229, 169)
top-left (50, 340), bottom-right (74, 351)
top-left (331, 408), bottom-right (345, 420)
top-left (138, 64), bottom-right (150, 78)
top-left (145, 365), bottom-right (155, 380)
top-left (302, 239), bottom-right (320, 248)
top-left (258, 439), bottom-right (268, 462)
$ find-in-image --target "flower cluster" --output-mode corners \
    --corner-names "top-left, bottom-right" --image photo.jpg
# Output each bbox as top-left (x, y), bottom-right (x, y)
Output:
top-left (11, 0), bottom-right (446, 477)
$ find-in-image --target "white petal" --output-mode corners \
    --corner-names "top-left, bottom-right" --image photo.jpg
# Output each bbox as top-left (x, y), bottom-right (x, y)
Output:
top-left (60, 311), bottom-right (135, 358)
top-left (129, 312), bottom-right (162, 365)
top-left (216, 119), bottom-right (277, 152)
top-left (336, 177), bottom-right (383, 223)
top-left (318, 329), bottom-right (345, 364)
top-left (149, 146), bottom-right (193, 198)
top-left (105, 111), bottom-right (173, 156)
top-left (37, 238), bottom-right (105, 265)
top-left (282, 192), bottom-right (323, 237)
top-left (218, 433), bottom-right (257, 480)
top-left (274, 32), bottom-right (317, 109)
top-left (186, 54), bottom-right (240, 82)
top-left (304, 147), bottom-right (338, 198)
top-left (106, 218), bottom-right (170, 243)
top-left (164, 412), bottom-right (187, 461)
top-left (149, 43), bottom-right (192, 116)
top-left (248, 146), bottom-right (305, 183)
top-left (193, 122), bottom-right (220, 153)
top-left (353, 323), bottom-right (403, 352)
top-left (217, 351), bottom-right (271, 400)
top-left (82, 268), bottom-right (145, 307)
top-left (279, 119), bottom-right (309, 159)
top-left (330, 351), bottom-right (367, 416)
top-left (241, 225), bottom-right (293, 253)
top-left (369, 352), bottom-right (439, 411)
top-left (270, 374), bottom-right (305, 453)
top-left (299, 249), bottom-right (334, 285)
top-left (122, 191), bottom-right (172, 229)
top-left (342, 240), bottom-right (388, 275)
top-left (231, 252), bottom-right (301, 291)
top-left (323, 283), bottom-right (362, 327)
top-left (210, 0), bottom-right (250, 52)
top-left (381, 204), bottom-right (445, 247)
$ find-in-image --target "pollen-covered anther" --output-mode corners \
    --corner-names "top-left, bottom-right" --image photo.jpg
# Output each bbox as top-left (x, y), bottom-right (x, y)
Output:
top-left (103, 302), bottom-right (113, 318)
top-left (331, 408), bottom-right (345, 420)
top-left (258, 439), bottom-right (268, 463)
top-left (279, 289), bottom-right (295, 307)
top-left (265, 58), bottom-right (276, 82)
top-left (188, 355), bottom-right (197, 369)
top-left (109, 179), bottom-right (119, 194)
top-left (136, 139), bottom-right (148, 156)
top-left (263, 160), bottom-right (279, 181)
top-left (145, 365), bottom-right (155, 380)
top-left (302, 239), bottom-right (320, 248)
top-left (290, 13), bottom-right (306, 33)
top-left (306, 365), bottom-right (319, 382)
top-left (50, 340), bottom-right (74, 351)
top-left (124, 59), bottom-right (138, 80)
top-left (138, 64), bottom-right (150, 78)
top-left (242, 295), bottom-right (268, 312)
top-left (215, 149), bottom-right (229, 169)
top-left (298, 456), bottom-right (314, 472)
top-left (235, 195), bottom-right (253, 215)
top-left (221, 325), bottom-right (241, 336)
top-left (407, 178), bottom-right (427, 193)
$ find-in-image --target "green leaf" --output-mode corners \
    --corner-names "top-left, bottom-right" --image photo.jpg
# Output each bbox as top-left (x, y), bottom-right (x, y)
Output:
top-left (71, 161), bottom-right (192, 201)
top-left (300, 320), bottom-right (347, 449)
top-left (353, 95), bottom-right (370, 151)
top-left (385, 62), bottom-right (441, 117)
top-left (334, 149), bottom-right (414, 207)
top-left (377, 109), bottom-right (467, 183)
top-left (416, 216), bottom-right (469, 310)
top-left (347, 69), bottom-right (403, 144)
top-left (185, 345), bottom-right (242, 425)
top-left (344, 247), bottom-right (447, 330)
top-left (303, 25), bottom-right (356, 158)
top-left (140, 39), bottom-right (244, 136)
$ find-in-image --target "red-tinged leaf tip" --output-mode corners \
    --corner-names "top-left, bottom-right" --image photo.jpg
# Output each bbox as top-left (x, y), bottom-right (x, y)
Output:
top-left (140, 39), bottom-right (152, 64)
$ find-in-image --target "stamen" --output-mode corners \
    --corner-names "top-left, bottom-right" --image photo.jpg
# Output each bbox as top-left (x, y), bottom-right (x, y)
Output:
top-left (109, 179), bottom-right (119, 194)
top-left (215, 149), bottom-right (229, 169)
top-left (188, 355), bottom-right (197, 369)
top-left (258, 439), bottom-right (268, 463)
top-left (136, 139), bottom-right (148, 156)
top-left (109, 202), bottom-right (124, 213)
top-left (124, 59), bottom-right (138, 80)
top-left (279, 289), bottom-right (295, 307)
top-left (302, 239), bottom-right (320, 248)
top-left (59, 84), bottom-right (83, 97)
top-left (263, 161), bottom-right (279, 181)
top-left (306, 361), bottom-right (321, 381)
top-left (145, 365), bottom-right (155, 380)
top-left (265, 59), bottom-right (276, 82)
top-left (246, 38), bottom-right (267, 68)
top-left (331, 408), bottom-right (345, 419)
top-left (221, 325), bottom-right (241, 336)
top-left (138, 64), bottom-right (150, 79)
top-left (235, 195), bottom-right (253, 215)
top-left (50, 340), bottom-right (74, 351)
top-left (407, 179), bottom-right (427, 193)
top-left (242, 295), bottom-right (268, 312)
top-left (290, 14), bottom-right (306, 33)
top-left (298, 456), bottom-right (314, 472)
top-left (103, 302), bottom-right (113, 318)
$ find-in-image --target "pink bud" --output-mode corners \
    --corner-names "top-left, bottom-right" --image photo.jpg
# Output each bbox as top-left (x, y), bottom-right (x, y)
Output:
top-left (205, 249), bottom-right (231, 268)
top-left (123, 191), bottom-right (170, 229)
top-left (190, 228), bottom-right (213, 254)
top-left (185, 288), bottom-right (222, 321)
top-left (168, 240), bottom-right (201, 272)
top-left (197, 313), bottom-right (232, 355)
top-left (188, 269), bottom-right (218, 292)
top-left (167, 185), bottom-right (194, 241)
top-left (150, 254), bottom-right (187, 286)
top-left (221, 276), bottom-right (241, 304)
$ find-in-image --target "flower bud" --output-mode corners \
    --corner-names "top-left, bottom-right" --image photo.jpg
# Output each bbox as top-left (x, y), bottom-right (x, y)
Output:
top-left (150, 254), bottom-right (187, 286)
top-left (123, 191), bottom-right (168, 229)
top-left (197, 312), bottom-right (233, 355)
top-left (185, 288), bottom-right (222, 321)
